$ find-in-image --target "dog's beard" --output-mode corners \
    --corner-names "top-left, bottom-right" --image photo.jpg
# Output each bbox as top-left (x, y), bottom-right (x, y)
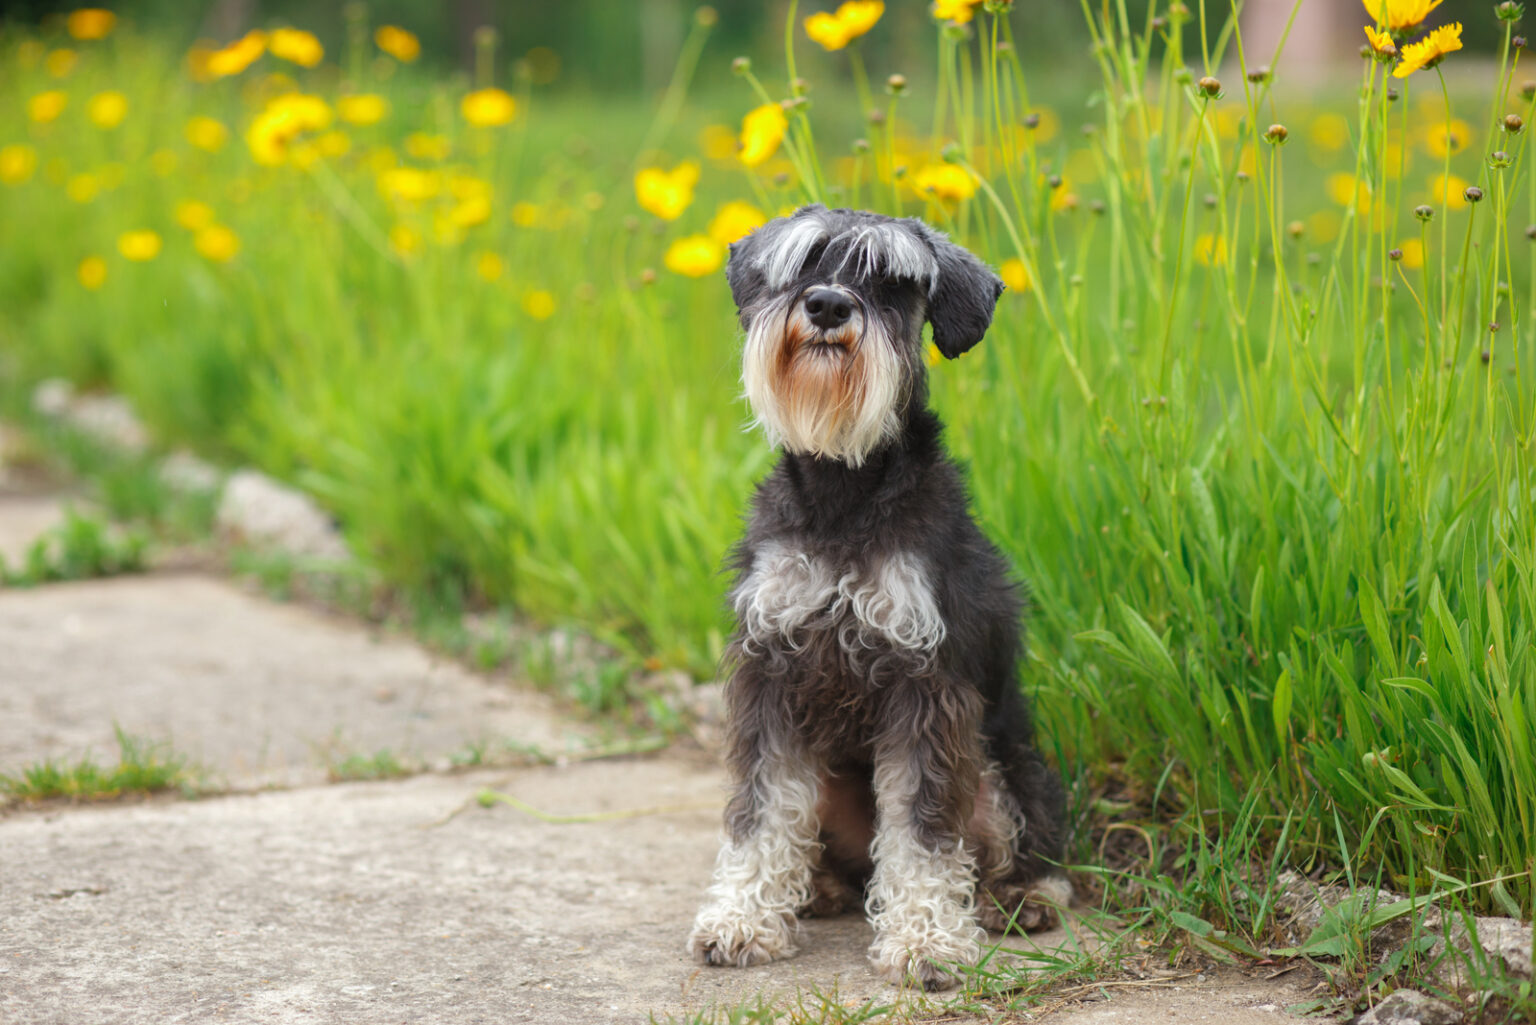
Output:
top-left (742, 295), bottom-right (905, 467)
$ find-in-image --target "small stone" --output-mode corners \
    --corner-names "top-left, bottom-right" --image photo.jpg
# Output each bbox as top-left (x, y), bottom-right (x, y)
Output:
top-left (1356, 988), bottom-right (1463, 1025)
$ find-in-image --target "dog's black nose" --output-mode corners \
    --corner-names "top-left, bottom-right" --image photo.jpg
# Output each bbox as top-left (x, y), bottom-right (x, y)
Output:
top-left (803, 288), bottom-right (852, 330)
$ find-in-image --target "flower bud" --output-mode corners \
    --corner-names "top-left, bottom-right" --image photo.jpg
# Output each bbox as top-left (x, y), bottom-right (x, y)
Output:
top-left (1151, 16), bottom-right (1167, 31)
top-left (941, 141), bottom-right (964, 163)
top-left (867, 108), bottom-right (886, 126)
top-left (1236, 171), bottom-right (1250, 183)
top-left (640, 267), bottom-right (657, 285)
top-left (772, 171), bottom-right (789, 186)
top-left (1386, 87), bottom-right (1400, 101)
top-left (1023, 112), bottom-right (1041, 129)
top-left (1202, 193), bottom-right (1217, 208)
top-left (1174, 67), bottom-right (1193, 85)
top-left (1517, 36), bottom-right (1529, 49)
top-left (1505, 113), bottom-right (1525, 134)
top-left (1168, 3), bottom-right (1190, 21)
top-left (1415, 204), bottom-right (1434, 221)
top-left (1525, 80), bottom-right (1536, 100)
top-left (1247, 65), bottom-right (1272, 83)
top-left (1091, 199), bottom-right (1106, 214)
top-left (1496, 1), bottom-right (1524, 22)
top-left (1526, 224), bottom-right (1536, 239)
top-left (1264, 123), bottom-right (1289, 144)
top-left (1288, 220), bottom-right (1304, 238)
top-left (791, 77), bottom-right (809, 96)
top-left (886, 73), bottom-right (907, 95)
top-left (695, 6), bottom-right (718, 27)
top-left (1491, 150), bottom-right (1513, 169)
top-left (732, 56), bottom-right (751, 75)
top-left (1197, 75), bottom-right (1222, 98)
top-left (1389, 247), bottom-right (1403, 261)
top-left (1465, 185), bottom-right (1484, 203)
top-left (852, 137), bottom-right (871, 154)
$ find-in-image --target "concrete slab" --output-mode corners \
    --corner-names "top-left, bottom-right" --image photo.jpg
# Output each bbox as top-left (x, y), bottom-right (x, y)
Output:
top-left (0, 575), bottom-right (592, 787)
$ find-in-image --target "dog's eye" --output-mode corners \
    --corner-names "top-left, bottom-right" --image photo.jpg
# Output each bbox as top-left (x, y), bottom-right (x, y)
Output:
top-left (799, 241), bottom-right (828, 276)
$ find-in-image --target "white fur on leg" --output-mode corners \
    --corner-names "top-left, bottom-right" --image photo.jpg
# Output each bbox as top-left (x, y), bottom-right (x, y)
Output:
top-left (688, 763), bottom-right (821, 968)
top-left (866, 756), bottom-right (985, 988)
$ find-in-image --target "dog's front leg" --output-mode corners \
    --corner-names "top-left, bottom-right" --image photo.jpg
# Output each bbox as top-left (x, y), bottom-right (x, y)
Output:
top-left (688, 682), bottom-right (821, 968)
top-left (866, 684), bottom-right (987, 990)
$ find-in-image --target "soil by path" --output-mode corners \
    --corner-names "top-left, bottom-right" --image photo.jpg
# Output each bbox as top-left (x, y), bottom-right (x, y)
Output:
top-left (0, 488), bottom-right (1335, 1024)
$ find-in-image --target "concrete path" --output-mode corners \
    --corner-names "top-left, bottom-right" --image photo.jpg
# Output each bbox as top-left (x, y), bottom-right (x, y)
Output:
top-left (0, 486), bottom-right (1332, 1024)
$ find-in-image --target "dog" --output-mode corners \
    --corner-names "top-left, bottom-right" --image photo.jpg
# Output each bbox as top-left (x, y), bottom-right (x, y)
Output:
top-left (686, 204), bottom-right (1070, 990)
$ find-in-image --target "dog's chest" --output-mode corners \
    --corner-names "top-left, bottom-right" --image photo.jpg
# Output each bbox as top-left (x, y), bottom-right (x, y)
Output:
top-left (732, 540), bottom-right (946, 656)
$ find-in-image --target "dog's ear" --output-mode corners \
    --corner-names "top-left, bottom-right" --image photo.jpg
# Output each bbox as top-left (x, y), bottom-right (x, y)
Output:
top-left (912, 222), bottom-right (1005, 359)
top-left (725, 235), bottom-right (768, 317)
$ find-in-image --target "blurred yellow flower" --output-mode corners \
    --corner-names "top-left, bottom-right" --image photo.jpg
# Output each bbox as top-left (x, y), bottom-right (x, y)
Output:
top-left (1364, 0), bottom-right (1441, 33)
top-left (1397, 237), bottom-right (1425, 269)
top-left (78, 255), bottom-right (107, 289)
top-left (1308, 113), bottom-right (1349, 151)
top-left (28, 91), bottom-right (68, 124)
top-left (404, 132), bottom-right (450, 160)
top-left (699, 123), bottom-right (738, 162)
top-left (338, 93), bottom-right (389, 126)
top-left (117, 230), bottom-right (162, 262)
top-left (447, 194), bottom-right (493, 229)
top-left (269, 28), bottom-right (323, 67)
top-left (1307, 209), bottom-right (1341, 244)
top-left (1430, 172), bottom-right (1470, 210)
top-left (998, 257), bottom-right (1030, 293)
top-left (912, 163), bottom-right (977, 202)
top-left (0, 144), bottom-right (38, 185)
top-left (1193, 233), bottom-right (1228, 267)
top-left (665, 234), bottom-right (726, 277)
top-left (708, 200), bottom-right (767, 245)
top-left (185, 116), bottom-right (229, 152)
top-left (932, 0), bottom-right (984, 23)
top-left (316, 131), bottom-right (350, 157)
top-left (475, 250), bottom-right (505, 282)
top-left (46, 48), bottom-right (77, 77)
top-left (17, 40), bottom-right (43, 68)
top-left (461, 88), bottom-right (517, 126)
top-left (378, 167), bottom-right (440, 202)
top-left (87, 91), bottom-right (128, 129)
top-left (66, 8), bottom-right (116, 40)
top-left (1422, 118), bottom-right (1471, 158)
top-left (634, 160), bottom-right (699, 220)
top-left (375, 26), bottom-right (421, 62)
top-left (511, 201), bottom-right (542, 228)
top-left (65, 172), bottom-right (97, 203)
top-left (522, 289), bottom-right (557, 319)
top-left (1394, 23), bottom-right (1461, 78)
top-left (175, 199), bottom-right (216, 231)
top-left (246, 93), bottom-right (332, 166)
top-left (925, 342), bottom-right (942, 367)
top-left (194, 224), bottom-right (240, 262)
top-left (1326, 172), bottom-right (1372, 212)
top-left (206, 30), bottom-right (266, 78)
top-left (389, 224), bottom-right (421, 258)
top-left (804, 1), bottom-right (884, 51)
top-left (739, 103), bottom-right (788, 168)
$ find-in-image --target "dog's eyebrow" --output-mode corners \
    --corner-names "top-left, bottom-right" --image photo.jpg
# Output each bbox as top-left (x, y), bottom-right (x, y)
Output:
top-left (829, 224), bottom-right (938, 294)
top-left (755, 215), bottom-right (832, 290)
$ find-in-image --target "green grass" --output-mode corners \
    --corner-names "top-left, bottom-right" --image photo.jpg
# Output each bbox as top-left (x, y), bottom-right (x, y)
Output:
top-left (326, 748), bottom-right (411, 782)
top-left (0, 505), bottom-right (146, 585)
top-left (1, 0), bottom-right (1532, 943)
top-left (0, 725), bottom-right (199, 801)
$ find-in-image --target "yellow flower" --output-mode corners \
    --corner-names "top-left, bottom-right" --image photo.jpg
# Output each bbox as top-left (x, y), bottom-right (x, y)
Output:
top-left (117, 230), bottom-right (162, 262)
top-left (522, 289), bottom-right (557, 319)
top-left (1394, 23), bottom-right (1462, 79)
top-left (738, 103), bottom-right (788, 168)
top-left (1430, 172), bottom-right (1470, 210)
top-left (447, 194), bottom-right (493, 229)
top-left (708, 200), bottom-right (767, 245)
top-left (77, 255), bottom-right (107, 289)
top-left (998, 257), bottom-right (1030, 293)
top-left (377, 167), bottom-right (440, 203)
top-left (388, 224), bottom-right (420, 258)
top-left (1326, 172), bottom-right (1372, 212)
top-left (1364, 26), bottom-right (1397, 57)
top-left (911, 163), bottom-right (977, 202)
top-left (404, 132), bottom-right (450, 160)
top-left (665, 234), bottom-right (726, 277)
top-left (185, 116), bottom-right (229, 153)
top-left (245, 93), bottom-right (332, 166)
top-left (87, 91), bottom-right (128, 129)
top-left (1397, 238), bottom-right (1425, 269)
top-left (28, 91), bottom-right (68, 124)
top-left (65, 173), bottom-right (97, 203)
top-left (150, 149), bottom-right (178, 176)
top-left (194, 224), bottom-right (240, 262)
top-left (475, 250), bottom-right (504, 282)
top-left (1308, 113), bottom-right (1349, 151)
top-left (175, 199), bottom-right (216, 231)
top-left (269, 28), bottom-right (323, 68)
top-left (1193, 233), bottom-right (1228, 267)
top-left (699, 123), bottom-right (739, 162)
top-left (66, 8), bottom-right (116, 40)
top-left (375, 25), bottom-right (421, 62)
top-left (1422, 118), bottom-right (1471, 158)
top-left (634, 160), bottom-right (699, 220)
top-left (804, 1), bottom-right (884, 51)
top-left (461, 88), bottom-right (517, 127)
top-left (1364, 0), bottom-right (1442, 33)
top-left (932, 0), bottom-right (984, 24)
top-left (206, 30), bottom-right (266, 78)
top-left (338, 93), bottom-right (389, 126)
top-left (511, 201), bottom-right (543, 228)
top-left (46, 48), bottom-right (77, 77)
top-left (316, 131), bottom-right (350, 158)
top-left (0, 144), bottom-right (38, 185)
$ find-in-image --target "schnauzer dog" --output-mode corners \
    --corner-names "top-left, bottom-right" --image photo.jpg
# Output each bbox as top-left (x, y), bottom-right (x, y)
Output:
top-left (687, 204), bottom-right (1070, 989)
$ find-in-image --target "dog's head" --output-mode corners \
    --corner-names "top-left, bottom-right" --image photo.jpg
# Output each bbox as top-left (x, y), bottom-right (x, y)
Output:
top-left (726, 204), bottom-right (1003, 466)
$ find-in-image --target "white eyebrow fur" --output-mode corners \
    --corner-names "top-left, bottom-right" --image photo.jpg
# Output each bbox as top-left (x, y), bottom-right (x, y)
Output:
top-left (752, 213), bottom-right (939, 294)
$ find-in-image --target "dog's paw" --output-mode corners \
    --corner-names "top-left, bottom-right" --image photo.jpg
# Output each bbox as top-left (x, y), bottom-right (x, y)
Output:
top-left (867, 931), bottom-right (980, 991)
top-left (977, 874), bottom-right (1073, 933)
top-left (688, 906), bottom-right (797, 968)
